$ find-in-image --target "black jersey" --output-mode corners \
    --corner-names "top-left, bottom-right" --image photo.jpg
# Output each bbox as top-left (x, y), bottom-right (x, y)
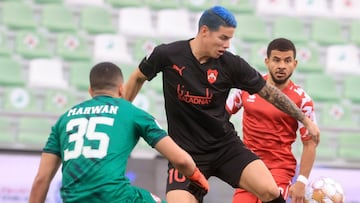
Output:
top-left (139, 39), bottom-right (266, 154)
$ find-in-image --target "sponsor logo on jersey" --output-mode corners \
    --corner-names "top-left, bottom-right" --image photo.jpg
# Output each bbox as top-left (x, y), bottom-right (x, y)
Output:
top-left (177, 84), bottom-right (213, 105)
top-left (207, 69), bottom-right (218, 84)
top-left (246, 94), bottom-right (256, 102)
top-left (172, 64), bottom-right (186, 76)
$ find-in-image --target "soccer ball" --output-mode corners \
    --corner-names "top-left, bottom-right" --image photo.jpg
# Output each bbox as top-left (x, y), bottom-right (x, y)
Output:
top-left (305, 176), bottom-right (345, 203)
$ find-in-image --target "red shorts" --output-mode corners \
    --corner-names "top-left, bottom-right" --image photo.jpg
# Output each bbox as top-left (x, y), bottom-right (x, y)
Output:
top-left (232, 169), bottom-right (292, 203)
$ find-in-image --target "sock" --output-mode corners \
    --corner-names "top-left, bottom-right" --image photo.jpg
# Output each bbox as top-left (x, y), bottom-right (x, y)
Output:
top-left (262, 193), bottom-right (286, 203)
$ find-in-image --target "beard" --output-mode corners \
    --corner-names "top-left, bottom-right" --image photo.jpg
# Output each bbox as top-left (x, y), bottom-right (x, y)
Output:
top-left (269, 72), bottom-right (292, 85)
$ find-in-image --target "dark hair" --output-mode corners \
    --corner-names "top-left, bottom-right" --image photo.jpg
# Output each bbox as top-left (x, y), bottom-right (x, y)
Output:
top-left (198, 6), bottom-right (237, 31)
top-left (89, 62), bottom-right (123, 91)
top-left (266, 38), bottom-right (296, 58)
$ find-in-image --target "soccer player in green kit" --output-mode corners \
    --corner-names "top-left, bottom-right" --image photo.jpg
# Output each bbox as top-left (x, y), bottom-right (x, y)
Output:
top-left (29, 62), bottom-right (209, 203)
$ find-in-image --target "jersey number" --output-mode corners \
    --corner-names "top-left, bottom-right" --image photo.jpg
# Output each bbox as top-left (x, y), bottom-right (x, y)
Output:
top-left (64, 117), bottom-right (113, 161)
top-left (168, 168), bottom-right (186, 184)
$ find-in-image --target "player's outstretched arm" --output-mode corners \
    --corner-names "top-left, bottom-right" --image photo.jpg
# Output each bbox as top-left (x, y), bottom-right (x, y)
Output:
top-left (257, 83), bottom-right (320, 145)
top-left (154, 136), bottom-right (209, 192)
top-left (29, 153), bottom-right (61, 203)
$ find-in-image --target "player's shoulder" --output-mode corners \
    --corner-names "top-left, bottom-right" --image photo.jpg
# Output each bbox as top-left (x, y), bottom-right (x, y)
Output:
top-left (288, 80), bottom-right (313, 100)
top-left (120, 98), bottom-right (154, 118)
top-left (221, 50), bottom-right (243, 62)
top-left (289, 80), bottom-right (304, 92)
top-left (113, 98), bottom-right (147, 114)
top-left (55, 98), bottom-right (91, 120)
top-left (220, 51), bottom-right (254, 73)
top-left (157, 39), bottom-right (189, 52)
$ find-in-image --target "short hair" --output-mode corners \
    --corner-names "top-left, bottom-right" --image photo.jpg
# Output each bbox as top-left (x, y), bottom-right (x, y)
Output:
top-left (89, 62), bottom-right (123, 91)
top-left (198, 6), bottom-right (237, 31)
top-left (266, 38), bottom-right (296, 58)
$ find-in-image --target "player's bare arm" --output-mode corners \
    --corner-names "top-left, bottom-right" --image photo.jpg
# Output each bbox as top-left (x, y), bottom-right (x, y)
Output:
top-left (124, 68), bottom-right (147, 101)
top-left (155, 136), bottom-right (196, 177)
top-left (29, 153), bottom-right (61, 203)
top-left (257, 83), bottom-right (320, 144)
top-left (258, 82), bottom-right (305, 121)
top-left (155, 136), bottom-right (209, 193)
top-left (289, 139), bottom-right (317, 203)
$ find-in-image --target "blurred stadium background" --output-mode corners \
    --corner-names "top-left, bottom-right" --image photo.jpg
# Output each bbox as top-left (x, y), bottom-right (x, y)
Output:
top-left (0, 0), bottom-right (359, 202)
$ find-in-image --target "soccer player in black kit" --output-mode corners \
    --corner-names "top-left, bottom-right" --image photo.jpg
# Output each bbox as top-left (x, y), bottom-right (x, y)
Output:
top-left (125, 5), bottom-right (320, 203)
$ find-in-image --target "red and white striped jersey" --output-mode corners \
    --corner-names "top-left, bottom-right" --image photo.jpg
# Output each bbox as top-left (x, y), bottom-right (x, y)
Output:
top-left (226, 75), bottom-right (317, 175)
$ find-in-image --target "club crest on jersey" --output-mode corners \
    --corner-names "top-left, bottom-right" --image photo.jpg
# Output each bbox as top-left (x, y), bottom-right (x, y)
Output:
top-left (207, 69), bottom-right (218, 84)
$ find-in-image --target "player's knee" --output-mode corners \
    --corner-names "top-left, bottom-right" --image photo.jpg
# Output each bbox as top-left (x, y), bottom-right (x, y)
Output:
top-left (258, 187), bottom-right (282, 202)
top-left (166, 190), bottom-right (197, 203)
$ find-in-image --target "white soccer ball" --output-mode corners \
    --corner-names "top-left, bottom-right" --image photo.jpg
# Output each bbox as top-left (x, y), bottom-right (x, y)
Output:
top-left (305, 176), bottom-right (345, 203)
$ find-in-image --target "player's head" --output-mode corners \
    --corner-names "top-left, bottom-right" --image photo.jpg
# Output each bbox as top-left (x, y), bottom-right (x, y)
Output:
top-left (198, 6), bottom-right (237, 32)
top-left (196, 6), bottom-right (237, 59)
top-left (89, 62), bottom-right (124, 98)
top-left (266, 37), bottom-right (296, 59)
top-left (265, 38), bottom-right (298, 85)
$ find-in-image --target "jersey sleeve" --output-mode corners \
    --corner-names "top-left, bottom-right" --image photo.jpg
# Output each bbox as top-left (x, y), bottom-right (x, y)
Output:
top-left (134, 109), bottom-right (168, 148)
top-left (43, 120), bottom-right (62, 157)
top-left (226, 89), bottom-right (243, 114)
top-left (298, 91), bottom-right (317, 141)
top-left (138, 44), bottom-right (167, 81)
top-left (229, 55), bottom-right (266, 94)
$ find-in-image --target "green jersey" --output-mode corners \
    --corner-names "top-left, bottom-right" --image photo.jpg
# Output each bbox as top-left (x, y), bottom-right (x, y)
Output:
top-left (43, 95), bottom-right (167, 203)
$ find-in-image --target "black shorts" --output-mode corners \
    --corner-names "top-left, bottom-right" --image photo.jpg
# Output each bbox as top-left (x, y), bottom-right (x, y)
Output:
top-left (165, 138), bottom-right (259, 193)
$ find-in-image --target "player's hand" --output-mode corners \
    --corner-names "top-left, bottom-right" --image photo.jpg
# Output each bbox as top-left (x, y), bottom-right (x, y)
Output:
top-left (186, 167), bottom-right (209, 203)
top-left (289, 181), bottom-right (306, 203)
top-left (187, 167), bottom-right (209, 192)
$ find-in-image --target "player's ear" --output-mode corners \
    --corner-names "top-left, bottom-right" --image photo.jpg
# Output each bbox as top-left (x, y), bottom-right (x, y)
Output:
top-left (118, 83), bottom-right (124, 97)
top-left (88, 86), bottom-right (94, 97)
top-left (199, 25), bottom-right (209, 35)
top-left (294, 59), bottom-right (298, 70)
top-left (264, 57), bottom-right (269, 66)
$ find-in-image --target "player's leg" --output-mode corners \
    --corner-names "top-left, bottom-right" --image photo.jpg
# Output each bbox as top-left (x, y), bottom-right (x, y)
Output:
top-left (233, 170), bottom-right (291, 203)
top-left (214, 140), bottom-right (285, 203)
top-left (271, 170), bottom-right (292, 200)
top-left (167, 190), bottom-right (197, 203)
top-left (166, 164), bottom-right (199, 203)
top-left (233, 188), bottom-right (261, 203)
top-left (278, 181), bottom-right (291, 201)
top-left (239, 160), bottom-right (285, 203)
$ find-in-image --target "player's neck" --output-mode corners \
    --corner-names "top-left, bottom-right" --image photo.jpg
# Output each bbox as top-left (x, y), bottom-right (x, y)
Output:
top-left (91, 90), bottom-right (120, 98)
top-left (267, 78), bottom-right (289, 90)
top-left (190, 38), bottom-right (210, 64)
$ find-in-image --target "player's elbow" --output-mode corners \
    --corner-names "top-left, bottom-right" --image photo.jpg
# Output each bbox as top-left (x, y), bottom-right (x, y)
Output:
top-left (31, 175), bottom-right (50, 190)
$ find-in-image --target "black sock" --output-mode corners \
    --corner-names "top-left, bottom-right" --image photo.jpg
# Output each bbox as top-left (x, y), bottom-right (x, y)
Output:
top-left (262, 193), bottom-right (285, 203)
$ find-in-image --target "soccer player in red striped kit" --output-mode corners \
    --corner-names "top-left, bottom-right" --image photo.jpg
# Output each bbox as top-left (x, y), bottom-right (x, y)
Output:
top-left (227, 38), bottom-right (318, 203)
